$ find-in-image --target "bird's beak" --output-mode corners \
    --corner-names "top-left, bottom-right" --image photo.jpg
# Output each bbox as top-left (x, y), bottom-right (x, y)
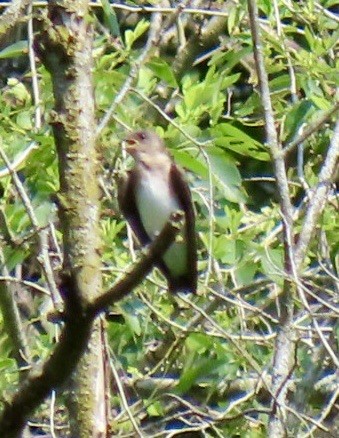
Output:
top-left (123, 137), bottom-right (138, 154)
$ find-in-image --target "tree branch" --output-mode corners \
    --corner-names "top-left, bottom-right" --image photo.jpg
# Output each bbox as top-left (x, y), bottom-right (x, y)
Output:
top-left (247, 1), bottom-right (297, 436)
top-left (295, 120), bottom-right (339, 267)
top-left (89, 212), bottom-right (183, 315)
top-left (0, 212), bottom-right (180, 436)
top-left (0, 311), bottom-right (93, 438)
top-left (32, 1), bottom-right (104, 436)
top-left (283, 102), bottom-right (339, 156)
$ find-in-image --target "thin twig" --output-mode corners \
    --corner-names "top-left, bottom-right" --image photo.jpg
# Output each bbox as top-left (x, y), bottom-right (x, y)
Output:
top-left (0, 143), bottom-right (61, 307)
top-left (0, 142), bottom-right (38, 178)
top-left (28, 2), bottom-right (42, 130)
top-left (109, 356), bottom-right (145, 437)
top-left (283, 102), bottom-right (339, 156)
top-left (96, 11), bottom-right (162, 136)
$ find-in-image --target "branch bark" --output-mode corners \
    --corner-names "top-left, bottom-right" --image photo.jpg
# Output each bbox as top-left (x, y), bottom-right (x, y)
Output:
top-left (247, 1), bottom-right (297, 436)
top-left (0, 215), bottom-right (180, 437)
top-left (33, 1), bottom-right (106, 435)
top-left (295, 120), bottom-right (339, 267)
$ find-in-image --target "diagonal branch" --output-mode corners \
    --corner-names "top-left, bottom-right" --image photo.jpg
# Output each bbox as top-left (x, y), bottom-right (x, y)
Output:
top-left (283, 102), bottom-right (339, 156)
top-left (0, 214), bottom-right (180, 437)
top-left (295, 120), bottom-right (339, 267)
top-left (89, 212), bottom-right (183, 315)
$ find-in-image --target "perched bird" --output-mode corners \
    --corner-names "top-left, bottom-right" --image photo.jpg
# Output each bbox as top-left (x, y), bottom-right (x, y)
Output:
top-left (118, 130), bottom-right (197, 293)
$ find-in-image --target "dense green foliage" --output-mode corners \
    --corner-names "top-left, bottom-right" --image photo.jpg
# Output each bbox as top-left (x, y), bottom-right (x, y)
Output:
top-left (0, 1), bottom-right (338, 436)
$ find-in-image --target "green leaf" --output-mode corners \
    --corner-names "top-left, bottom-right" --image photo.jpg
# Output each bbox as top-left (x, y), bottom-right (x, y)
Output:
top-left (0, 41), bottom-right (28, 59)
top-left (172, 147), bottom-right (246, 203)
top-left (214, 236), bottom-right (237, 264)
top-left (186, 333), bottom-right (214, 354)
top-left (269, 75), bottom-right (293, 94)
top-left (146, 401), bottom-right (164, 417)
top-left (2, 247), bottom-right (28, 272)
top-left (221, 72), bottom-right (241, 89)
top-left (310, 95), bottom-right (331, 110)
top-left (34, 201), bottom-right (55, 226)
top-left (176, 358), bottom-right (220, 393)
top-left (147, 57), bottom-right (178, 87)
top-left (283, 100), bottom-right (314, 142)
top-left (124, 313), bottom-right (141, 336)
top-left (0, 358), bottom-right (16, 370)
top-left (260, 248), bottom-right (284, 285)
top-left (209, 47), bottom-right (252, 71)
top-left (124, 20), bottom-right (149, 50)
top-left (207, 146), bottom-right (247, 203)
top-left (234, 262), bottom-right (257, 286)
top-left (211, 124), bottom-right (269, 161)
top-left (227, 6), bottom-right (238, 35)
top-left (16, 111), bottom-right (33, 130)
top-left (172, 149), bottom-right (210, 179)
top-left (100, 0), bottom-right (121, 37)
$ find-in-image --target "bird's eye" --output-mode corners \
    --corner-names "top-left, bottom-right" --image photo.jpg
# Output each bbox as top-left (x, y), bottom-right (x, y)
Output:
top-left (137, 132), bottom-right (146, 140)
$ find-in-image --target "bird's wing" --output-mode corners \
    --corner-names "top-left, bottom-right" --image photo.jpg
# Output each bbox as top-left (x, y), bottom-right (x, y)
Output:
top-left (169, 163), bottom-right (198, 292)
top-left (118, 169), bottom-right (175, 284)
top-left (117, 169), bottom-right (151, 246)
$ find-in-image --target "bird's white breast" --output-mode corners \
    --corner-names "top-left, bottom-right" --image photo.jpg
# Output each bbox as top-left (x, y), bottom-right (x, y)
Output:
top-left (135, 168), bottom-right (187, 276)
top-left (136, 169), bottom-right (179, 239)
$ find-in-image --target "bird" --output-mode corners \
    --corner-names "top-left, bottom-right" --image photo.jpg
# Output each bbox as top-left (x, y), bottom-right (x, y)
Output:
top-left (118, 130), bottom-right (197, 294)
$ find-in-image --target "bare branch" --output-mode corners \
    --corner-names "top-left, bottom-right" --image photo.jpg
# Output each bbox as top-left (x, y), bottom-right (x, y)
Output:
top-left (295, 120), bottom-right (339, 267)
top-left (247, 1), bottom-right (298, 436)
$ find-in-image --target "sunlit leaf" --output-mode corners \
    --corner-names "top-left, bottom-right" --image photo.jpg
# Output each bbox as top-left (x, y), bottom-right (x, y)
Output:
top-left (147, 57), bottom-right (178, 87)
top-left (0, 41), bottom-right (27, 59)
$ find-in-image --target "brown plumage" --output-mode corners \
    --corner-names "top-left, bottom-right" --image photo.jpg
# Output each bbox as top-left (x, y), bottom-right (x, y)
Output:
top-left (118, 130), bottom-right (197, 293)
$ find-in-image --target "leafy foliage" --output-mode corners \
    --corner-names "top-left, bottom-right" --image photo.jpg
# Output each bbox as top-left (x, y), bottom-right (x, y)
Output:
top-left (0, 0), bottom-right (338, 436)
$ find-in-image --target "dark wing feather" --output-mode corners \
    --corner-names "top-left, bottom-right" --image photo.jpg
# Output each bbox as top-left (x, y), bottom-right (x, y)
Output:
top-left (117, 169), bottom-right (151, 246)
top-left (168, 163), bottom-right (197, 293)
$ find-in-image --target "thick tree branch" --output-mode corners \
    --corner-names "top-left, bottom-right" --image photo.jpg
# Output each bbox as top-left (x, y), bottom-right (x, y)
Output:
top-left (33, 1), bottom-right (105, 436)
top-left (0, 313), bottom-right (93, 438)
top-left (0, 214), bottom-right (180, 437)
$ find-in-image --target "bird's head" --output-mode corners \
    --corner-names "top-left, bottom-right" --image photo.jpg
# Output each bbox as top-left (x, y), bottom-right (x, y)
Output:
top-left (124, 131), bottom-right (167, 164)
